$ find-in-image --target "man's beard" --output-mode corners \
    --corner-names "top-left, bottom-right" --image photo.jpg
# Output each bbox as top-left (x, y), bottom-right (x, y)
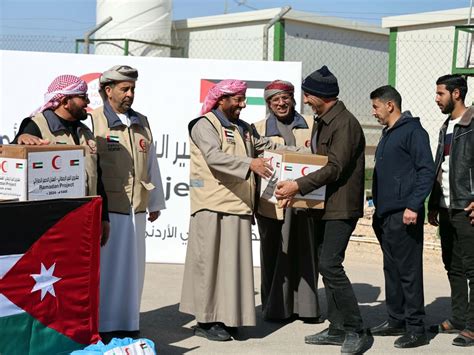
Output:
top-left (442, 96), bottom-right (455, 114)
top-left (68, 105), bottom-right (88, 121)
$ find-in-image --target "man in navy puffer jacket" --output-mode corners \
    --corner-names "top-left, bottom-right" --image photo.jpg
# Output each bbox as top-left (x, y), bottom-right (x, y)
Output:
top-left (369, 85), bottom-right (435, 349)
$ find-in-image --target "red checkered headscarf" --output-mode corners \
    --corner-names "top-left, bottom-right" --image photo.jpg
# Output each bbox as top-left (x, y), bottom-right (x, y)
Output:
top-left (200, 79), bottom-right (247, 115)
top-left (264, 80), bottom-right (294, 101)
top-left (31, 75), bottom-right (88, 115)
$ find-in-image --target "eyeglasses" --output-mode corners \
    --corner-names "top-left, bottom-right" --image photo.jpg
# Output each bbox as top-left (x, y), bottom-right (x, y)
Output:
top-left (70, 94), bottom-right (89, 100)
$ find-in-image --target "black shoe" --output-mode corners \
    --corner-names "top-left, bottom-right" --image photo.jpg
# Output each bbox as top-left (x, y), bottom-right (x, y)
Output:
top-left (428, 319), bottom-right (463, 334)
top-left (223, 324), bottom-right (239, 337)
top-left (100, 330), bottom-right (140, 343)
top-left (370, 321), bottom-right (405, 336)
top-left (192, 322), bottom-right (231, 341)
top-left (341, 331), bottom-right (369, 354)
top-left (394, 333), bottom-right (428, 348)
top-left (299, 316), bottom-right (325, 324)
top-left (304, 328), bottom-right (345, 346)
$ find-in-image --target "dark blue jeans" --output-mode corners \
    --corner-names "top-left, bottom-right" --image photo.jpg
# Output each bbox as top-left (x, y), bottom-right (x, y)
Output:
top-left (314, 218), bottom-right (363, 333)
top-left (373, 210), bottom-right (425, 334)
top-left (439, 208), bottom-right (474, 331)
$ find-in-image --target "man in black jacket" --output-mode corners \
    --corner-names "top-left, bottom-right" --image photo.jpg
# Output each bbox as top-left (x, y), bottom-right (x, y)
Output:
top-left (369, 85), bottom-right (434, 348)
top-left (276, 66), bottom-right (367, 354)
top-left (428, 74), bottom-right (474, 347)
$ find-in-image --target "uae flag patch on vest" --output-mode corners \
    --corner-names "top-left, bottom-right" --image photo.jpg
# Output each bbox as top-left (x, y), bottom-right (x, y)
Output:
top-left (0, 197), bottom-right (102, 354)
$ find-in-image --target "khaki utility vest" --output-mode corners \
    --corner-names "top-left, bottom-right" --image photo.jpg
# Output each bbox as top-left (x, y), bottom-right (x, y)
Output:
top-left (189, 111), bottom-right (256, 216)
top-left (32, 113), bottom-right (98, 196)
top-left (92, 106), bottom-right (153, 214)
top-left (253, 114), bottom-right (313, 220)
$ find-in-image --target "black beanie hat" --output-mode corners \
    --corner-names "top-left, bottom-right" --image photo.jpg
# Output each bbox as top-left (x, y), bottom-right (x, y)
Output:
top-left (301, 65), bottom-right (339, 98)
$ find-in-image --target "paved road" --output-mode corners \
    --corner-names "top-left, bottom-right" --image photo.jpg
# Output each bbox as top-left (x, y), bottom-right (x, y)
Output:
top-left (139, 241), bottom-right (467, 354)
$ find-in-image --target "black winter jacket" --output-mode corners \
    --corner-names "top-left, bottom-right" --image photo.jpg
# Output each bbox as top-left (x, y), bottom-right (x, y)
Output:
top-left (428, 106), bottom-right (474, 211)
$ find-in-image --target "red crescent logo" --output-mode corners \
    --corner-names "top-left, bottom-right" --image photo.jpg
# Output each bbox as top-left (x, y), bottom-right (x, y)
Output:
top-left (79, 73), bottom-right (101, 112)
top-left (52, 155), bottom-right (62, 170)
top-left (80, 73), bottom-right (101, 83)
top-left (0, 161), bottom-right (7, 173)
top-left (139, 139), bottom-right (147, 152)
top-left (301, 166), bottom-right (309, 176)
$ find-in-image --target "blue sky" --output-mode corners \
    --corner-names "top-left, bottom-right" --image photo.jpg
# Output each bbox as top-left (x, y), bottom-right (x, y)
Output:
top-left (0, 0), bottom-right (470, 38)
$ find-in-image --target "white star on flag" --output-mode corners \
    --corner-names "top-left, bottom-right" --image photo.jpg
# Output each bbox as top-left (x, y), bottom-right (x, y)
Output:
top-left (30, 263), bottom-right (62, 300)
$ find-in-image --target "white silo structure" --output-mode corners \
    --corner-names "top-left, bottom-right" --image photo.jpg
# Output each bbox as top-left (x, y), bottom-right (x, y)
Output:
top-left (94, 0), bottom-right (172, 57)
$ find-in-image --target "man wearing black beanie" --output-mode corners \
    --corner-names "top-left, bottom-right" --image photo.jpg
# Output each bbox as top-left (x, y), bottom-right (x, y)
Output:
top-left (276, 66), bottom-right (367, 354)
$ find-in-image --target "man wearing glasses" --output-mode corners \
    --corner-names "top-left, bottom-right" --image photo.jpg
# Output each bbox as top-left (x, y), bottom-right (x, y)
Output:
top-left (252, 80), bottom-right (320, 324)
top-left (13, 75), bottom-right (110, 247)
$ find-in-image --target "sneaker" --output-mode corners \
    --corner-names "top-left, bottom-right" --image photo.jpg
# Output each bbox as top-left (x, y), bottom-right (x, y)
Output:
top-left (304, 327), bottom-right (345, 346)
top-left (192, 322), bottom-right (231, 341)
top-left (394, 333), bottom-right (428, 348)
top-left (341, 331), bottom-right (369, 354)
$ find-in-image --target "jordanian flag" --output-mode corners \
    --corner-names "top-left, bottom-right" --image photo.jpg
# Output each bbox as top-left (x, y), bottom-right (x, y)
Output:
top-left (0, 197), bottom-right (102, 354)
top-left (200, 79), bottom-right (270, 106)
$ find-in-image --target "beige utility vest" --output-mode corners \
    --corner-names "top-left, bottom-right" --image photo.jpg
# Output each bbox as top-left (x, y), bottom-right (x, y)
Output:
top-left (253, 114), bottom-right (313, 220)
top-left (189, 112), bottom-right (256, 216)
top-left (32, 113), bottom-right (98, 196)
top-left (92, 106), bottom-right (153, 214)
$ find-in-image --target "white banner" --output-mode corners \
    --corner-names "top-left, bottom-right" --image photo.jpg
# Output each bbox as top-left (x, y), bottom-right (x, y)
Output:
top-left (0, 50), bottom-right (302, 265)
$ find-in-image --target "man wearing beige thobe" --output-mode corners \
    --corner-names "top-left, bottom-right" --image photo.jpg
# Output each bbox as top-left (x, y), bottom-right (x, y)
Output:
top-left (179, 79), bottom-right (300, 341)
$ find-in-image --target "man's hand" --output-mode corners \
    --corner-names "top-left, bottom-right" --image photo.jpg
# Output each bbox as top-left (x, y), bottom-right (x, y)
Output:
top-left (464, 202), bottom-right (474, 225)
top-left (403, 208), bottom-right (418, 225)
top-left (101, 221), bottom-right (110, 247)
top-left (250, 157), bottom-right (273, 179)
top-left (148, 210), bottom-right (161, 222)
top-left (17, 134), bottom-right (50, 145)
top-left (275, 180), bottom-right (300, 201)
top-left (428, 210), bottom-right (439, 227)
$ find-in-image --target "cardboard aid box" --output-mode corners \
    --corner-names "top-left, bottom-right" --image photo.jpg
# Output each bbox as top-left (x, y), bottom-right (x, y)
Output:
top-left (260, 150), bottom-right (328, 209)
top-left (0, 145), bottom-right (86, 201)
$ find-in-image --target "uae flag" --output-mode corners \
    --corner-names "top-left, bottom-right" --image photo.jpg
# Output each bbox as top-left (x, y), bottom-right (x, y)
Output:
top-left (200, 79), bottom-right (269, 106)
top-left (0, 197), bottom-right (102, 354)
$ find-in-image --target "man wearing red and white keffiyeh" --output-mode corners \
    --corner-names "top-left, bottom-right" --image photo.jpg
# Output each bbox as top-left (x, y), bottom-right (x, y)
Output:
top-left (12, 74), bottom-right (110, 246)
top-left (32, 74), bottom-right (89, 115)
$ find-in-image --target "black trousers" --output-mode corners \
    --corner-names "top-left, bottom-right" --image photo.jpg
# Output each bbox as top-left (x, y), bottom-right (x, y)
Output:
top-left (439, 208), bottom-right (474, 331)
top-left (372, 210), bottom-right (425, 334)
top-left (314, 218), bottom-right (363, 332)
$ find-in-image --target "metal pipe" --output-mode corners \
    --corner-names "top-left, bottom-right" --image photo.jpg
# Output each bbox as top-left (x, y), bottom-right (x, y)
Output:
top-left (263, 6), bottom-right (291, 61)
top-left (464, 0), bottom-right (473, 67)
top-left (84, 16), bottom-right (113, 54)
